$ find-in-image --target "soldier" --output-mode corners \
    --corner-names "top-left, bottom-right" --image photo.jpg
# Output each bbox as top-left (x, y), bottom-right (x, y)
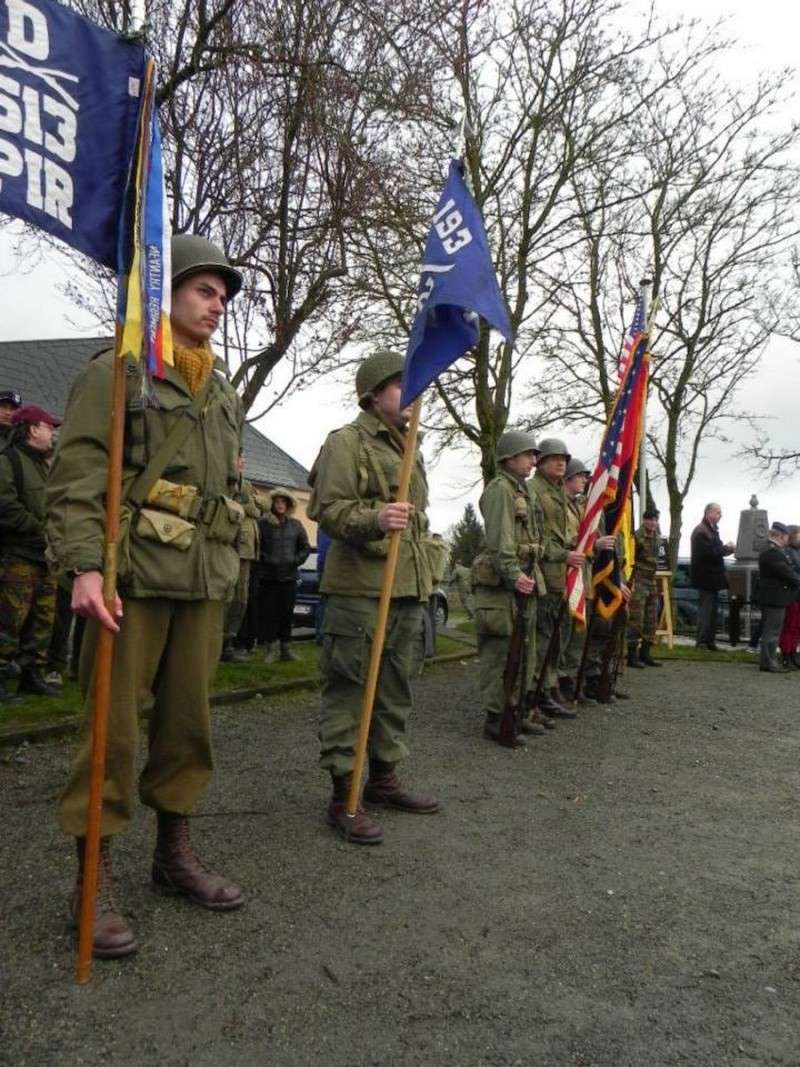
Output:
top-left (557, 458), bottom-right (599, 706)
top-left (473, 431), bottom-right (548, 746)
top-left (47, 235), bottom-right (246, 959)
top-left (308, 349), bottom-right (441, 846)
top-left (221, 449), bottom-right (261, 663)
top-left (0, 404), bottom-right (61, 704)
top-left (627, 507), bottom-right (663, 668)
top-left (529, 438), bottom-right (585, 718)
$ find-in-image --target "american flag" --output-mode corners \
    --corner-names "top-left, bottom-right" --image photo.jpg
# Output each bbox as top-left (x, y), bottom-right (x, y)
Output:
top-left (566, 299), bottom-right (650, 624)
top-left (618, 289), bottom-right (645, 380)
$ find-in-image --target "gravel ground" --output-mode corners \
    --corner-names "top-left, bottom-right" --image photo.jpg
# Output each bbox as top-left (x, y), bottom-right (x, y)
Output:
top-left (1, 657), bottom-right (799, 1067)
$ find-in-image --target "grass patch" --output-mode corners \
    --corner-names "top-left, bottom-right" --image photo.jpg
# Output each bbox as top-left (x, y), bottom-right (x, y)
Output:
top-left (652, 643), bottom-right (754, 664)
top-left (455, 619), bottom-right (477, 636)
top-left (0, 633), bottom-right (470, 734)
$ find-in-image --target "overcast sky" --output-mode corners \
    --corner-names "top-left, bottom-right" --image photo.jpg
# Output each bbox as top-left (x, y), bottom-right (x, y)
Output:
top-left (1, 0), bottom-right (798, 554)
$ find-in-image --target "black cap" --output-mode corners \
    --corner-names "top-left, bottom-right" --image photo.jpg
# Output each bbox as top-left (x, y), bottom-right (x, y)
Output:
top-left (0, 390), bottom-right (21, 406)
top-left (643, 507), bottom-right (660, 519)
top-left (771, 521), bottom-right (789, 535)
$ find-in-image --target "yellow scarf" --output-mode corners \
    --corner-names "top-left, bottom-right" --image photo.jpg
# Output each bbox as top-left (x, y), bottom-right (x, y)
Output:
top-left (173, 345), bottom-right (213, 396)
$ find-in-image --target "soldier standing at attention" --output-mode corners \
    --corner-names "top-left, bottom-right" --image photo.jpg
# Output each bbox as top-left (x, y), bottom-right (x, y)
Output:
top-left (626, 507), bottom-right (663, 669)
top-left (0, 404), bottom-right (62, 703)
top-left (47, 235), bottom-right (246, 959)
top-left (473, 432), bottom-right (549, 746)
top-left (530, 438), bottom-right (585, 718)
top-left (308, 350), bottom-right (441, 846)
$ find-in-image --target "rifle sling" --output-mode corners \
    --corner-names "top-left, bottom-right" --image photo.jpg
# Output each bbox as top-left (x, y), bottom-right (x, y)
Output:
top-left (125, 377), bottom-right (214, 511)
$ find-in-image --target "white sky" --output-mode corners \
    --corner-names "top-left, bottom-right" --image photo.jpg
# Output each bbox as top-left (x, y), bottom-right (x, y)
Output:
top-left (1, 0), bottom-right (798, 554)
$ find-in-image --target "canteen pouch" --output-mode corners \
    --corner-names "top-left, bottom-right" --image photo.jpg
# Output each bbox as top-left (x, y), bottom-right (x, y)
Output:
top-left (471, 552), bottom-right (501, 588)
top-left (136, 508), bottom-right (195, 551)
top-left (145, 478), bottom-right (201, 520)
top-left (204, 495), bottom-right (245, 544)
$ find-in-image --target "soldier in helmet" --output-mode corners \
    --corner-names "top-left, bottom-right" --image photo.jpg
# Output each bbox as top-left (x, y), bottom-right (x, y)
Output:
top-left (47, 234), bottom-right (247, 959)
top-left (529, 437), bottom-right (586, 718)
top-left (308, 350), bottom-right (440, 845)
top-left (473, 431), bottom-right (549, 745)
top-left (627, 507), bottom-right (663, 669)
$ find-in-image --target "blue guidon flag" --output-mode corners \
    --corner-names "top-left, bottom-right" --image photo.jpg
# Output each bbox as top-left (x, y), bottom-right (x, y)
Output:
top-left (0, 0), bottom-right (145, 268)
top-left (401, 159), bottom-right (513, 407)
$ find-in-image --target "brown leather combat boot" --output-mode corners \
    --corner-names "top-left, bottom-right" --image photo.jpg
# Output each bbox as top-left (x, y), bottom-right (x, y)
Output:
top-left (483, 713), bottom-right (527, 747)
top-left (363, 759), bottom-right (440, 814)
top-left (70, 837), bottom-right (137, 959)
top-left (327, 773), bottom-right (384, 844)
top-left (152, 812), bottom-right (244, 910)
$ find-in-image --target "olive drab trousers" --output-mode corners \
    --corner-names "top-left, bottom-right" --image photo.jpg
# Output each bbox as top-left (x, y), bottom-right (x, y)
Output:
top-left (57, 598), bottom-right (224, 837)
top-left (475, 590), bottom-right (537, 718)
top-left (318, 594), bottom-right (424, 776)
top-left (535, 592), bottom-right (570, 691)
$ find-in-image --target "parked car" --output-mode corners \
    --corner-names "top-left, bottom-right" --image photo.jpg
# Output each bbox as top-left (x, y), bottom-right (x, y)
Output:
top-left (671, 556), bottom-right (730, 631)
top-left (293, 550), bottom-right (321, 630)
top-left (293, 550), bottom-right (450, 635)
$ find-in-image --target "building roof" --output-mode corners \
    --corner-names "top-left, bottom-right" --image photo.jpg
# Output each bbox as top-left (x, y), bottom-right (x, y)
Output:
top-left (0, 336), bottom-right (310, 490)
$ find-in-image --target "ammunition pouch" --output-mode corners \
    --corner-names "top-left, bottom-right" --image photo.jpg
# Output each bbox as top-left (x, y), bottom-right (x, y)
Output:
top-left (471, 552), bottom-right (501, 588)
top-left (202, 494), bottom-right (245, 545)
top-left (145, 478), bottom-right (202, 520)
top-left (136, 507), bottom-right (195, 551)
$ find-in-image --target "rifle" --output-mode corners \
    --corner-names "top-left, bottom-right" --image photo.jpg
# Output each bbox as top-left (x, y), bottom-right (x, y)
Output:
top-left (528, 594), bottom-right (567, 711)
top-left (498, 570), bottom-right (534, 747)
top-left (596, 587), bottom-right (632, 703)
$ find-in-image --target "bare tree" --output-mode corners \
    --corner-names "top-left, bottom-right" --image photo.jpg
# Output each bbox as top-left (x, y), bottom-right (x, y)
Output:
top-left (343, 0), bottom-right (698, 483)
top-left (5, 0), bottom-right (447, 417)
top-left (533, 35), bottom-right (800, 565)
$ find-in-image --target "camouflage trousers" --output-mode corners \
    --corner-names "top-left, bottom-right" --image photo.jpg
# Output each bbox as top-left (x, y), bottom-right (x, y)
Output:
top-left (627, 581), bottom-right (658, 644)
top-left (0, 556), bottom-right (57, 673)
top-left (318, 594), bottom-right (425, 776)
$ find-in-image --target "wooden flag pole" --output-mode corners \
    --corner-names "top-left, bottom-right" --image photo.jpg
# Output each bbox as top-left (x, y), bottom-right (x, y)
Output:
top-left (76, 340), bottom-right (127, 985)
top-left (345, 397), bottom-right (423, 821)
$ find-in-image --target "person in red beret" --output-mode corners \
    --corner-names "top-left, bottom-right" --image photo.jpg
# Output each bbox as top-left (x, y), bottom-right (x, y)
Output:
top-left (0, 404), bottom-right (62, 702)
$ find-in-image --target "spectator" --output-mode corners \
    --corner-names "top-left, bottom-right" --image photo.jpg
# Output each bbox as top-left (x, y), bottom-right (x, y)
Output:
top-left (690, 502), bottom-right (735, 651)
top-left (0, 390), bottom-right (22, 442)
top-left (258, 487), bottom-right (311, 662)
top-left (0, 404), bottom-right (62, 701)
top-left (221, 451), bottom-right (262, 662)
top-left (778, 525), bottom-right (800, 669)
top-left (757, 522), bottom-right (800, 673)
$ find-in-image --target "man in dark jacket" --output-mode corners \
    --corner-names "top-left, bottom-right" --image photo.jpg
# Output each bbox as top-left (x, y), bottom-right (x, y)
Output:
top-left (0, 404), bottom-right (61, 701)
top-left (757, 522), bottom-right (800, 673)
top-left (258, 487), bottom-right (310, 662)
top-left (690, 503), bottom-right (735, 650)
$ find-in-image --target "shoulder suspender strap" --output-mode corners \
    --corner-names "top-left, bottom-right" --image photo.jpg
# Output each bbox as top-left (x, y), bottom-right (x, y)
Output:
top-left (125, 377), bottom-right (214, 510)
top-left (355, 424), bottom-right (394, 502)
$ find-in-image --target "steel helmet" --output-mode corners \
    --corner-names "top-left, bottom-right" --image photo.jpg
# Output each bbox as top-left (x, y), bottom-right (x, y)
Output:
top-left (355, 350), bottom-right (405, 408)
top-left (171, 234), bottom-right (243, 299)
top-left (496, 430), bottom-right (540, 462)
top-left (536, 436), bottom-right (571, 463)
top-left (564, 457), bottom-right (590, 479)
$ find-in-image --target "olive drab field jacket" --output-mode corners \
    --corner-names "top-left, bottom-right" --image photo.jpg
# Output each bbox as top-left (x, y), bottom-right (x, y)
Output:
top-left (307, 410), bottom-right (445, 601)
top-left (46, 349), bottom-right (243, 601)
top-left (0, 440), bottom-right (50, 564)
top-left (473, 469), bottom-right (546, 597)
top-left (530, 470), bottom-right (571, 594)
